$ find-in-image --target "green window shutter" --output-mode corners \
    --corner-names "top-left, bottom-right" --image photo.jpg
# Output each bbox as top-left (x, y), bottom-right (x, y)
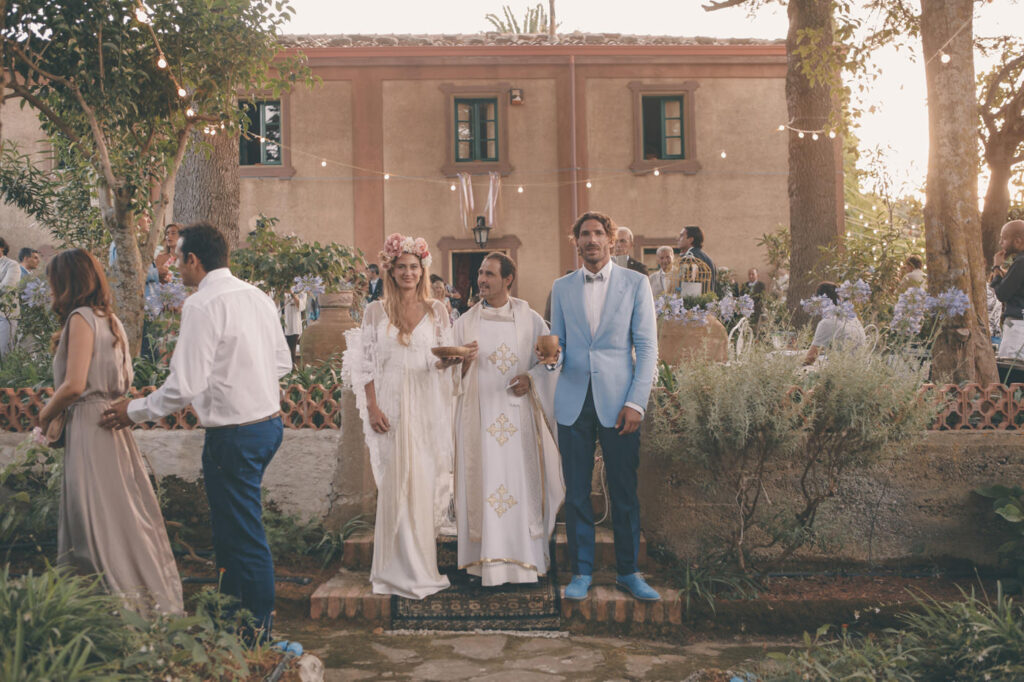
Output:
top-left (454, 97), bottom-right (499, 162)
top-left (660, 96), bottom-right (684, 160)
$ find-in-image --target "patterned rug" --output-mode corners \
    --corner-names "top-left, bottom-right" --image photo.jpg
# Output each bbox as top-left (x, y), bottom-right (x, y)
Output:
top-left (391, 537), bottom-right (561, 631)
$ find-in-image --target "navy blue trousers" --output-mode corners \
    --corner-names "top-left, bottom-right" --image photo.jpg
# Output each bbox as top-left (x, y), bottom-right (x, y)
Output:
top-left (557, 386), bottom-right (641, 576)
top-left (201, 417), bottom-right (283, 640)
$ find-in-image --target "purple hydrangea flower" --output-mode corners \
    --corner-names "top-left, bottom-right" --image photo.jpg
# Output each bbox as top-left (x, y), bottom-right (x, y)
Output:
top-left (892, 286), bottom-right (929, 336)
top-left (838, 279), bottom-right (871, 305)
top-left (931, 286), bottom-right (970, 319)
top-left (293, 274), bottom-right (325, 297)
top-left (20, 278), bottom-right (50, 308)
top-left (736, 294), bottom-right (755, 319)
top-left (145, 281), bottom-right (187, 319)
top-left (801, 294), bottom-right (836, 320)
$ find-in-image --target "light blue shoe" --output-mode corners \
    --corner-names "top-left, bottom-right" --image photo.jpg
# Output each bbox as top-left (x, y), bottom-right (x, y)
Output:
top-left (616, 573), bottom-right (661, 601)
top-left (564, 574), bottom-right (592, 600)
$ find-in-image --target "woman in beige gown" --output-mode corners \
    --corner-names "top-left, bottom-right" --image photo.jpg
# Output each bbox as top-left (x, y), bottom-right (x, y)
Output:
top-left (37, 248), bottom-right (183, 615)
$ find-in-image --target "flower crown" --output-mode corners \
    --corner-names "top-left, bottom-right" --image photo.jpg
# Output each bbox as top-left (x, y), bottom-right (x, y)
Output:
top-left (379, 233), bottom-right (432, 270)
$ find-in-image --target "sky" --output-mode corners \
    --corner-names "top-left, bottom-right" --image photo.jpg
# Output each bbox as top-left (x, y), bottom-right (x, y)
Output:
top-left (282, 0), bottom-right (1024, 202)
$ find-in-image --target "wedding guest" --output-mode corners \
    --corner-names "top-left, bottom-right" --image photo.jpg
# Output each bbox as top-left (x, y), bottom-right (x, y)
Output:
top-left (18, 247), bottom-right (40, 278)
top-left (282, 289), bottom-right (307, 367)
top-left (39, 249), bottom-right (183, 615)
top-left (101, 223), bottom-right (290, 643)
top-left (804, 281), bottom-right (866, 365)
top-left (344, 233), bottom-right (462, 599)
top-left (154, 223), bottom-right (181, 284)
top-left (431, 273), bottom-right (459, 323)
top-left (0, 237), bottom-right (21, 356)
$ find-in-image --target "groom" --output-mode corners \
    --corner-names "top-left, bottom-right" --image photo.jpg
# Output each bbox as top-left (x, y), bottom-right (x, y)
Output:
top-left (548, 211), bottom-right (659, 601)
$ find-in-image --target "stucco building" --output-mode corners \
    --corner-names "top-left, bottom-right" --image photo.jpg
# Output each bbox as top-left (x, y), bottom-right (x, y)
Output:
top-left (0, 32), bottom-right (791, 311)
top-left (247, 32), bottom-right (790, 309)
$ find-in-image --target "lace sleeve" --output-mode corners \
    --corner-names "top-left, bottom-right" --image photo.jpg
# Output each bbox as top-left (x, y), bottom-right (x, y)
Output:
top-left (342, 301), bottom-right (381, 390)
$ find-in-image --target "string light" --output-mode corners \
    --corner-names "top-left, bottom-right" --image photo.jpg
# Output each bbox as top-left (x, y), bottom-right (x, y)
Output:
top-left (185, 107), bottom-right (195, 118)
top-left (517, 185), bottom-right (524, 193)
top-left (798, 131), bottom-right (805, 139)
top-left (828, 131), bottom-right (837, 139)
top-left (320, 159), bottom-right (327, 167)
top-left (811, 133), bottom-right (819, 141)
top-left (777, 124), bottom-right (786, 131)
top-left (177, 87), bottom-right (187, 98)
top-left (652, 169), bottom-right (660, 176)
top-left (585, 180), bottom-right (593, 188)
top-left (940, 51), bottom-right (951, 64)
top-left (156, 55), bottom-right (167, 69)
top-left (383, 173), bottom-right (390, 180)
top-left (719, 150), bottom-right (727, 159)
top-left (450, 184), bottom-right (457, 191)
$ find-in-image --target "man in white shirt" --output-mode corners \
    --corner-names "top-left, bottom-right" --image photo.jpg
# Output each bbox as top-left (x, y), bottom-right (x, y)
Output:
top-left (649, 245), bottom-right (674, 299)
top-left (0, 237), bottom-right (22, 356)
top-left (101, 223), bottom-right (291, 644)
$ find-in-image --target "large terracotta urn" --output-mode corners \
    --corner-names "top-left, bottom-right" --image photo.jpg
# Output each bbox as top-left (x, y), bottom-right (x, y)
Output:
top-left (299, 290), bottom-right (359, 366)
top-left (658, 317), bottom-right (728, 366)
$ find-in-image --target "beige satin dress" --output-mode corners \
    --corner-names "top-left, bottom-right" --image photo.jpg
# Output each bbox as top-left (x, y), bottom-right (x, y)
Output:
top-left (55, 306), bottom-right (183, 615)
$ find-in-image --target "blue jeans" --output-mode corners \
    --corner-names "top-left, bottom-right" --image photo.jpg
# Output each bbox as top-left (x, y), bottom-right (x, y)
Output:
top-left (201, 417), bottom-right (283, 641)
top-left (558, 386), bottom-right (641, 576)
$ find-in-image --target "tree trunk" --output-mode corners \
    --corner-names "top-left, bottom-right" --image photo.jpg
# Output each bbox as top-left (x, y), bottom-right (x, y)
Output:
top-left (981, 153), bottom-right (1013, 265)
top-left (173, 129), bottom-right (241, 248)
top-left (920, 0), bottom-right (997, 385)
top-left (785, 0), bottom-right (842, 323)
top-left (106, 190), bottom-right (147, 358)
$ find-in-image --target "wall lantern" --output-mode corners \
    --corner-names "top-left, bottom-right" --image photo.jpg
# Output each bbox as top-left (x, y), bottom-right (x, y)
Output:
top-left (473, 215), bottom-right (493, 249)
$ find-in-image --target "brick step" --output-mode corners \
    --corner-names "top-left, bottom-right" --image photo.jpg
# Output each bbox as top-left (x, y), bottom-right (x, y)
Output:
top-left (309, 570), bottom-right (674, 630)
top-left (340, 525), bottom-right (647, 572)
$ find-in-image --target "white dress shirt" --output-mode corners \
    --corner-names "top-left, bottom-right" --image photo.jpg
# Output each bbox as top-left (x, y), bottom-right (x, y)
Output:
top-left (128, 268), bottom-right (292, 427)
top-left (581, 260), bottom-right (644, 417)
top-left (582, 259), bottom-right (614, 336)
top-left (649, 269), bottom-right (670, 299)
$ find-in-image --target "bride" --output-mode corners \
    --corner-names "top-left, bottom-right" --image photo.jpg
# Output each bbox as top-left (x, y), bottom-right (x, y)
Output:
top-left (344, 234), bottom-right (466, 599)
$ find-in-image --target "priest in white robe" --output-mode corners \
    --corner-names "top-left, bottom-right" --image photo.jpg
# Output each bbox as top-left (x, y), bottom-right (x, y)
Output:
top-left (453, 253), bottom-right (565, 586)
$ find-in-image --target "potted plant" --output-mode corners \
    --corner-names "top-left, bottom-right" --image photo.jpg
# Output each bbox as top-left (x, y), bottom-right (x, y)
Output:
top-left (232, 214), bottom-right (368, 365)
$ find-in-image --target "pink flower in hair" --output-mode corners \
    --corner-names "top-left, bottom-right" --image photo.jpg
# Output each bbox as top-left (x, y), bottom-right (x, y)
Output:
top-left (379, 233), bottom-right (432, 270)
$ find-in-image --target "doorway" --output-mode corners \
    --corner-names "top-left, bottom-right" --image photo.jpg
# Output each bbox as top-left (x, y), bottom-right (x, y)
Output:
top-left (449, 249), bottom-right (509, 309)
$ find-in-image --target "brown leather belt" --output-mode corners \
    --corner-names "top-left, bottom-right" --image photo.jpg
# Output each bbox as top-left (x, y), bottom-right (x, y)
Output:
top-left (205, 411), bottom-right (282, 431)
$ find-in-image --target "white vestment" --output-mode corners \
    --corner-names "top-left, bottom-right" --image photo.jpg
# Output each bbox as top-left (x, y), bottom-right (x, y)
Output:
top-left (343, 300), bottom-right (454, 599)
top-left (453, 299), bottom-right (565, 586)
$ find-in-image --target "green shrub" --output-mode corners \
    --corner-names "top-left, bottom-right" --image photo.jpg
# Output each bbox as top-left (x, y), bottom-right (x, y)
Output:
top-left (647, 345), bottom-right (933, 573)
top-left (0, 440), bottom-right (62, 549)
top-left (0, 565), bottom-right (127, 680)
top-left (974, 484), bottom-right (1024, 593)
top-left (764, 586), bottom-right (1024, 681)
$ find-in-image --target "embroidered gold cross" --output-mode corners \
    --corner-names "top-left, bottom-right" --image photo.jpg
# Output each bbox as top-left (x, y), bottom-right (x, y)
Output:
top-left (488, 342), bottom-right (518, 375)
top-left (486, 413), bottom-right (518, 446)
top-left (487, 484), bottom-right (518, 517)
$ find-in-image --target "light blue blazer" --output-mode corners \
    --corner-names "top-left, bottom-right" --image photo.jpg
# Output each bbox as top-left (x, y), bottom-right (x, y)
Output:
top-left (550, 263), bottom-right (659, 428)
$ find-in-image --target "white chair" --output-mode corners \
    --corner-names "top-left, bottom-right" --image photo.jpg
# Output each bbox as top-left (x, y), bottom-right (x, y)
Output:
top-left (862, 323), bottom-right (879, 353)
top-left (728, 317), bottom-right (753, 362)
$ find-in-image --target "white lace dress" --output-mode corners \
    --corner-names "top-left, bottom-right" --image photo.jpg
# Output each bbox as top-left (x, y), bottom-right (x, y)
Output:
top-left (344, 299), bottom-right (454, 599)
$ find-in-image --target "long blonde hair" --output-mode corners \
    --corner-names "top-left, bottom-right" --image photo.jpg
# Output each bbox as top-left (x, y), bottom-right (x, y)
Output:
top-left (382, 254), bottom-right (432, 346)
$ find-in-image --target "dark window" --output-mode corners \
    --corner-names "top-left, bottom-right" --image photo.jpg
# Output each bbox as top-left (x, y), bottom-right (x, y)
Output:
top-left (239, 101), bottom-right (282, 166)
top-left (641, 95), bottom-right (685, 160)
top-left (455, 98), bottom-right (498, 162)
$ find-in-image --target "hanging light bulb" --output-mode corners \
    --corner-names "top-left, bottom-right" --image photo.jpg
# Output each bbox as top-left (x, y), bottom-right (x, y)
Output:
top-left (320, 159), bottom-right (327, 167)
top-left (383, 173), bottom-right (390, 180)
top-left (720, 150), bottom-right (727, 159)
top-left (940, 51), bottom-right (951, 64)
top-left (777, 124), bottom-right (786, 132)
top-left (185, 107), bottom-right (195, 118)
top-left (828, 131), bottom-right (837, 139)
top-left (798, 131), bottom-right (805, 139)
top-left (450, 184), bottom-right (457, 191)
top-left (652, 169), bottom-right (660, 177)
top-left (177, 87), bottom-right (187, 98)
top-left (517, 186), bottom-right (524, 193)
top-left (157, 55), bottom-right (167, 69)
top-left (585, 180), bottom-right (593, 188)
top-left (811, 133), bottom-right (819, 141)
